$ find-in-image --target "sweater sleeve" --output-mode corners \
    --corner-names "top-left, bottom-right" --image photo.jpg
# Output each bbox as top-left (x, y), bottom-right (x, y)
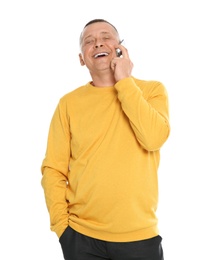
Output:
top-left (114, 77), bottom-right (170, 151)
top-left (41, 99), bottom-right (70, 238)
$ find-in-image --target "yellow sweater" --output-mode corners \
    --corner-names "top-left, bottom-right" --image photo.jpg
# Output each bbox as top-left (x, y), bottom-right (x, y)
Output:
top-left (41, 76), bottom-right (170, 242)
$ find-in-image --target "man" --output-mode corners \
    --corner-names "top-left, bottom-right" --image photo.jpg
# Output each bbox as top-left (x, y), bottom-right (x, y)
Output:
top-left (41, 18), bottom-right (170, 260)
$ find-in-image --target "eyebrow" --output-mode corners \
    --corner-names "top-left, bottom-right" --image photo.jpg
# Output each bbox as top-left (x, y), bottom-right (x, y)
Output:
top-left (83, 32), bottom-right (111, 41)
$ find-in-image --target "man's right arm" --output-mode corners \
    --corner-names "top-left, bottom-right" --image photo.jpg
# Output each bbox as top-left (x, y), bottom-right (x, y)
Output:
top-left (41, 100), bottom-right (71, 238)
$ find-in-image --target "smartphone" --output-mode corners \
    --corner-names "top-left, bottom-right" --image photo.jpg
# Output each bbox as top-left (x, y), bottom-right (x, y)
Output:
top-left (116, 39), bottom-right (124, 57)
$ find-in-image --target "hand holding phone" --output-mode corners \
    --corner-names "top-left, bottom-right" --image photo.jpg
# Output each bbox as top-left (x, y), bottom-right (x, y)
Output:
top-left (112, 39), bottom-right (133, 82)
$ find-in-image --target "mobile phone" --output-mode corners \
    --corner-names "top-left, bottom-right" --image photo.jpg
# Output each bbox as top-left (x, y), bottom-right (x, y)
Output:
top-left (116, 48), bottom-right (122, 57)
top-left (116, 39), bottom-right (124, 57)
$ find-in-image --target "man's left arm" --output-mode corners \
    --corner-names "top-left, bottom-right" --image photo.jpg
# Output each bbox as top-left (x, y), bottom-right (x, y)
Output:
top-left (115, 77), bottom-right (170, 151)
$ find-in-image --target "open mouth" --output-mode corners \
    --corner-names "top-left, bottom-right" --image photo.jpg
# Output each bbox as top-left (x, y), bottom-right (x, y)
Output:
top-left (94, 52), bottom-right (108, 58)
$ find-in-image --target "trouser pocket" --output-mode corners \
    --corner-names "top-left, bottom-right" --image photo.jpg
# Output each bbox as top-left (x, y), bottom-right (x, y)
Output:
top-left (59, 226), bottom-right (75, 260)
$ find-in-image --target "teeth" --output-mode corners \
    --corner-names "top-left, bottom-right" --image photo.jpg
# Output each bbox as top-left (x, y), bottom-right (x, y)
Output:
top-left (94, 52), bottom-right (108, 58)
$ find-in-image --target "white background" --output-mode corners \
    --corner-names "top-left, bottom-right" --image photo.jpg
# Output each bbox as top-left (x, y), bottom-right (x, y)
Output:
top-left (0, 0), bottom-right (209, 259)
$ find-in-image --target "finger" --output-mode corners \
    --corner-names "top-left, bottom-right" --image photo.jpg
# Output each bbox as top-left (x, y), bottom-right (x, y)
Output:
top-left (110, 59), bottom-right (117, 70)
top-left (118, 45), bottom-right (129, 59)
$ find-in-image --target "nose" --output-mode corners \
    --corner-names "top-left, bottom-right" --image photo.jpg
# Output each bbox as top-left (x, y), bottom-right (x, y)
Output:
top-left (94, 39), bottom-right (103, 49)
top-left (95, 44), bottom-right (103, 48)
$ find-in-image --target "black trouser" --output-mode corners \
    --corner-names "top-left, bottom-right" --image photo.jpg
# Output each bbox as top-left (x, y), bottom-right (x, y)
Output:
top-left (59, 226), bottom-right (164, 260)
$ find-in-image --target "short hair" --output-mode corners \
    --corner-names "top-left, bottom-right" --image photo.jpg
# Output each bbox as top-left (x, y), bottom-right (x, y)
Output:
top-left (79, 19), bottom-right (119, 47)
top-left (83, 19), bottom-right (118, 33)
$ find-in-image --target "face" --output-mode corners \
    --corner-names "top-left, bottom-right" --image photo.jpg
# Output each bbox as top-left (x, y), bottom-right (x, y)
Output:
top-left (79, 22), bottom-right (120, 73)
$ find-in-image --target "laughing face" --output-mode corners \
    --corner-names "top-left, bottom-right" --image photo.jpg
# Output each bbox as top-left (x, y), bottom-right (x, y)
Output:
top-left (79, 22), bottom-right (120, 73)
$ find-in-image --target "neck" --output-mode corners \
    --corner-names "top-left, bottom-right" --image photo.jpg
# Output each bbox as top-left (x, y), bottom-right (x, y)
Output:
top-left (90, 72), bottom-right (116, 88)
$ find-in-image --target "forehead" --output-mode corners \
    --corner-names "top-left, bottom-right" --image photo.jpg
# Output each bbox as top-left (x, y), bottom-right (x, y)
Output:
top-left (81, 22), bottom-right (118, 39)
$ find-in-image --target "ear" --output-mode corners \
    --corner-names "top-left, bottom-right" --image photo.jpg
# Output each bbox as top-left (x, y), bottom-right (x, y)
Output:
top-left (79, 53), bottom-right (85, 66)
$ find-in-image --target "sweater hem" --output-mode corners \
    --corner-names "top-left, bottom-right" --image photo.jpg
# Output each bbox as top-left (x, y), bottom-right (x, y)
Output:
top-left (68, 221), bottom-right (159, 242)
